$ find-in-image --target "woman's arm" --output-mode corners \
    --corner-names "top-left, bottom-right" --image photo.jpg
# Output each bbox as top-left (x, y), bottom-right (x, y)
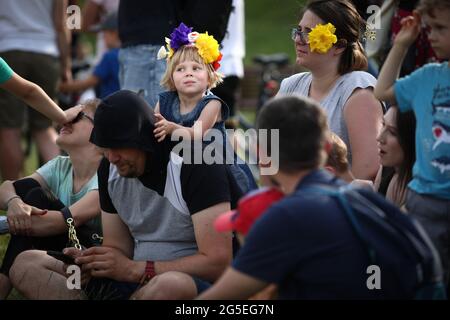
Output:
top-left (344, 89), bottom-right (383, 181)
top-left (29, 190), bottom-right (101, 237)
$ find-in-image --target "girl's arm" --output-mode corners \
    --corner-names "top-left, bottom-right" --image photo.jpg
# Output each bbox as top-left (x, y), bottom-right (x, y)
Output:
top-left (0, 74), bottom-right (80, 124)
top-left (374, 14), bottom-right (421, 104)
top-left (154, 100), bottom-right (222, 142)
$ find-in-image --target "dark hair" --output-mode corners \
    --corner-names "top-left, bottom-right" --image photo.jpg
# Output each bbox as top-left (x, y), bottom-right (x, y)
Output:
top-left (304, 0), bottom-right (368, 74)
top-left (394, 108), bottom-right (416, 197)
top-left (417, 0), bottom-right (450, 16)
top-left (256, 95), bottom-right (328, 173)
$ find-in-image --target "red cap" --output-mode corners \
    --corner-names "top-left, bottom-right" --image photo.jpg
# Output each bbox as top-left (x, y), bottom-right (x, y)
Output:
top-left (214, 187), bottom-right (284, 235)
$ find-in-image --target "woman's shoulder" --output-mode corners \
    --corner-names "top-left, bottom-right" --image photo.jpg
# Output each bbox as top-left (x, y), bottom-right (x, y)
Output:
top-left (340, 71), bottom-right (377, 86)
top-left (279, 72), bottom-right (311, 94)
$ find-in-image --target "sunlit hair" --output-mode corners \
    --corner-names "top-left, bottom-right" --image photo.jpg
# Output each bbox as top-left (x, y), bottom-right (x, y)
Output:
top-left (81, 98), bottom-right (101, 118)
top-left (303, 0), bottom-right (368, 74)
top-left (160, 45), bottom-right (223, 91)
top-left (326, 132), bottom-right (349, 173)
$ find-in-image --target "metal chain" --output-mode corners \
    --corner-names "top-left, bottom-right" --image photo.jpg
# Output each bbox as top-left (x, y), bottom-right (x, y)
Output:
top-left (66, 218), bottom-right (82, 250)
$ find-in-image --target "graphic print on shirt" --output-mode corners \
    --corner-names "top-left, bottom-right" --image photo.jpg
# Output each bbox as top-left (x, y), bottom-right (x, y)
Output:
top-left (430, 85), bottom-right (450, 174)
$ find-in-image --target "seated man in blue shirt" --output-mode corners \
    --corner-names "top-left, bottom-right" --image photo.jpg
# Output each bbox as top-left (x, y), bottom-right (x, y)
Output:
top-left (198, 95), bottom-right (428, 300)
top-left (59, 12), bottom-right (120, 99)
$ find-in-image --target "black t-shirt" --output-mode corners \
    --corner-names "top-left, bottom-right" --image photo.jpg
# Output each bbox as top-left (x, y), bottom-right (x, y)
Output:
top-left (118, 0), bottom-right (179, 47)
top-left (97, 156), bottom-right (241, 215)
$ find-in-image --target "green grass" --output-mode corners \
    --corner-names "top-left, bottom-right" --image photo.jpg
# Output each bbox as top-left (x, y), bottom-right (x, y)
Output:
top-left (244, 0), bottom-right (306, 66)
top-left (0, 142), bottom-right (38, 299)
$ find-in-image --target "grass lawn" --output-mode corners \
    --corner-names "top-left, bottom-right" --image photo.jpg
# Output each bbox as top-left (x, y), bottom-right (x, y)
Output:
top-left (0, 142), bottom-right (39, 299)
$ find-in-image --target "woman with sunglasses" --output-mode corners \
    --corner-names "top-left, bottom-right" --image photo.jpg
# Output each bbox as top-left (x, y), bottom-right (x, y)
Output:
top-left (0, 99), bottom-right (103, 299)
top-left (278, 0), bottom-right (383, 181)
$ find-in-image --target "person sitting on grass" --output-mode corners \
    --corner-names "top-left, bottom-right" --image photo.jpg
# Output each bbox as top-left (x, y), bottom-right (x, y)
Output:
top-left (0, 99), bottom-right (103, 299)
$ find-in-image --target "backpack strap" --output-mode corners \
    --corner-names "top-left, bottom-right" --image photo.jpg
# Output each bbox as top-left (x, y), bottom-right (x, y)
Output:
top-left (302, 184), bottom-right (377, 264)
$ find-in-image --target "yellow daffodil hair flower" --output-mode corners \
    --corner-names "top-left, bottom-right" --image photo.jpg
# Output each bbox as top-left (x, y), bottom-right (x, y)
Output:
top-left (308, 23), bottom-right (338, 54)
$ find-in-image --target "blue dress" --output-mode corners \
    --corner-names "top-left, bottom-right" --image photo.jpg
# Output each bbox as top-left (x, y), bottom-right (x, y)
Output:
top-left (158, 91), bottom-right (256, 193)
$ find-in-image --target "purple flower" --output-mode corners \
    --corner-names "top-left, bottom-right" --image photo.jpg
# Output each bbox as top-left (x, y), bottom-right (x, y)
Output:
top-left (169, 23), bottom-right (192, 50)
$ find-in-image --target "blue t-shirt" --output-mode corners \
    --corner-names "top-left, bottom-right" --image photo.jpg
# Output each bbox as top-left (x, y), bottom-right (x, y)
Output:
top-left (0, 57), bottom-right (13, 84)
top-left (395, 62), bottom-right (450, 199)
top-left (233, 170), bottom-right (407, 299)
top-left (93, 48), bottom-right (120, 98)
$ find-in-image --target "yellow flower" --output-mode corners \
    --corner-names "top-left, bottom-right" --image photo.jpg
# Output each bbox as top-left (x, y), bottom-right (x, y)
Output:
top-left (308, 23), bottom-right (338, 54)
top-left (194, 33), bottom-right (220, 64)
top-left (165, 37), bottom-right (174, 59)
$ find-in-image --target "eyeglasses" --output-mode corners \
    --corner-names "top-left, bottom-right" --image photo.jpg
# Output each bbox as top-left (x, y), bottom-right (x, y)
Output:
top-left (291, 27), bottom-right (310, 43)
top-left (71, 111), bottom-right (94, 124)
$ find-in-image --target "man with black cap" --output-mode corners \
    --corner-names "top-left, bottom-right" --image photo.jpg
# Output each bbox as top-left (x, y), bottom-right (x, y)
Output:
top-left (8, 90), bottom-right (240, 300)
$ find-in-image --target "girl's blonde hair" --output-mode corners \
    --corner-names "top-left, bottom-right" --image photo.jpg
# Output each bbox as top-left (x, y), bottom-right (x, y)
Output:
top-left (160, 45), bottom-right (223, 91)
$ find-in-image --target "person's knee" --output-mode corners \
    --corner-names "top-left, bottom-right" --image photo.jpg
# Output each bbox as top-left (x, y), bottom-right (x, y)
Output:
top-left (135, 271), bottom-right (197, 300)
top-left (9, 250), bottom-right (40, 287)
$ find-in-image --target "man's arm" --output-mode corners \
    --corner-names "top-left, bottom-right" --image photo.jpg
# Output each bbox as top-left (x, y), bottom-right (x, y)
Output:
top-left (75, 210), bottom-right (141, 283)
top-left (53, 0), bottom-right (72, 81)
top-left (152, 202), bottom-right (233, 282)
top-left (81, 0), bottom-right (103, 32)
top-left (197, 267), bottom-right (268, 300)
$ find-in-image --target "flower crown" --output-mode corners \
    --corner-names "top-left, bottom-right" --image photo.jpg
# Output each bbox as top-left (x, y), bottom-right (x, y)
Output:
top-left (157, 23), bottom-right (223, 70)
top-left (308, 23), bottom-right (338, 54)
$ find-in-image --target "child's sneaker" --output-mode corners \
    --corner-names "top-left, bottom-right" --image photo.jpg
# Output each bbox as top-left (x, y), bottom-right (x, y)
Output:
top-left (0, 216), bottom-right (9, 234)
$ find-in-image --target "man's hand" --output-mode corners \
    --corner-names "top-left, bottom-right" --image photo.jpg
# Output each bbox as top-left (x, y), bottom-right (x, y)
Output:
top-left (154, 113), bottom-right (176, 142)
top-left (74, 246), bottom-right (139, 283)
top-left (63, 247), bottom-right (91, 285)
top-left (394, 11), bottom-right (421, 48)
top-left (7, 198), bottom-right (47, 235)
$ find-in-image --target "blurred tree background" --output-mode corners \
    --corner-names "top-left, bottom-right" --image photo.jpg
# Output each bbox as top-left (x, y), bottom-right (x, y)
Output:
top-left (245, 0), bottom-right (305, 65)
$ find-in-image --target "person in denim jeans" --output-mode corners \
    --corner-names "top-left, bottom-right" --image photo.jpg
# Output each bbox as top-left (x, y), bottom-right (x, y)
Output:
top-left (117, 0), bottom-right (179, 107)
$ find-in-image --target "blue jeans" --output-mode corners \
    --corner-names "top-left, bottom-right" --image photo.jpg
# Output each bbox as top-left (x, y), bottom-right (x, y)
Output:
top-left (118, 45), bottom-right (166, 108)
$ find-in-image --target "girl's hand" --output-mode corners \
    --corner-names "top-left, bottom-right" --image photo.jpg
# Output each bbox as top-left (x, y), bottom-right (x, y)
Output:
top-left (154, 113), bottom-right (175, 142)
top-left (394, 12), bottom-right (421, 48)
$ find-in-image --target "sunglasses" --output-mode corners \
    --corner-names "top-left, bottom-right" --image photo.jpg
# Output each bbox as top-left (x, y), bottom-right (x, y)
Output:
top-left (71, 111), bottom-right (94, 124)
top-left (291, 27), bottom-right (310, 43)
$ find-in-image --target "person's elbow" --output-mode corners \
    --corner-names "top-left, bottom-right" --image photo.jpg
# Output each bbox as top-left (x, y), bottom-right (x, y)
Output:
top-left (374, 85), bottom-right (396, 104)
top-left (352, 156), bottom-right (379, 181)
top-left (205, 246), bottom-right (233, 281)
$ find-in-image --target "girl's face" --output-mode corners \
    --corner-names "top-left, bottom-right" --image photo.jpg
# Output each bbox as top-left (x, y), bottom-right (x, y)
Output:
top-left (294, 10), bottom-right (337, 68)
top-left (172, 59), bottom-right (209, 96)
top-left (376, 107), bottom-right (404, 169)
